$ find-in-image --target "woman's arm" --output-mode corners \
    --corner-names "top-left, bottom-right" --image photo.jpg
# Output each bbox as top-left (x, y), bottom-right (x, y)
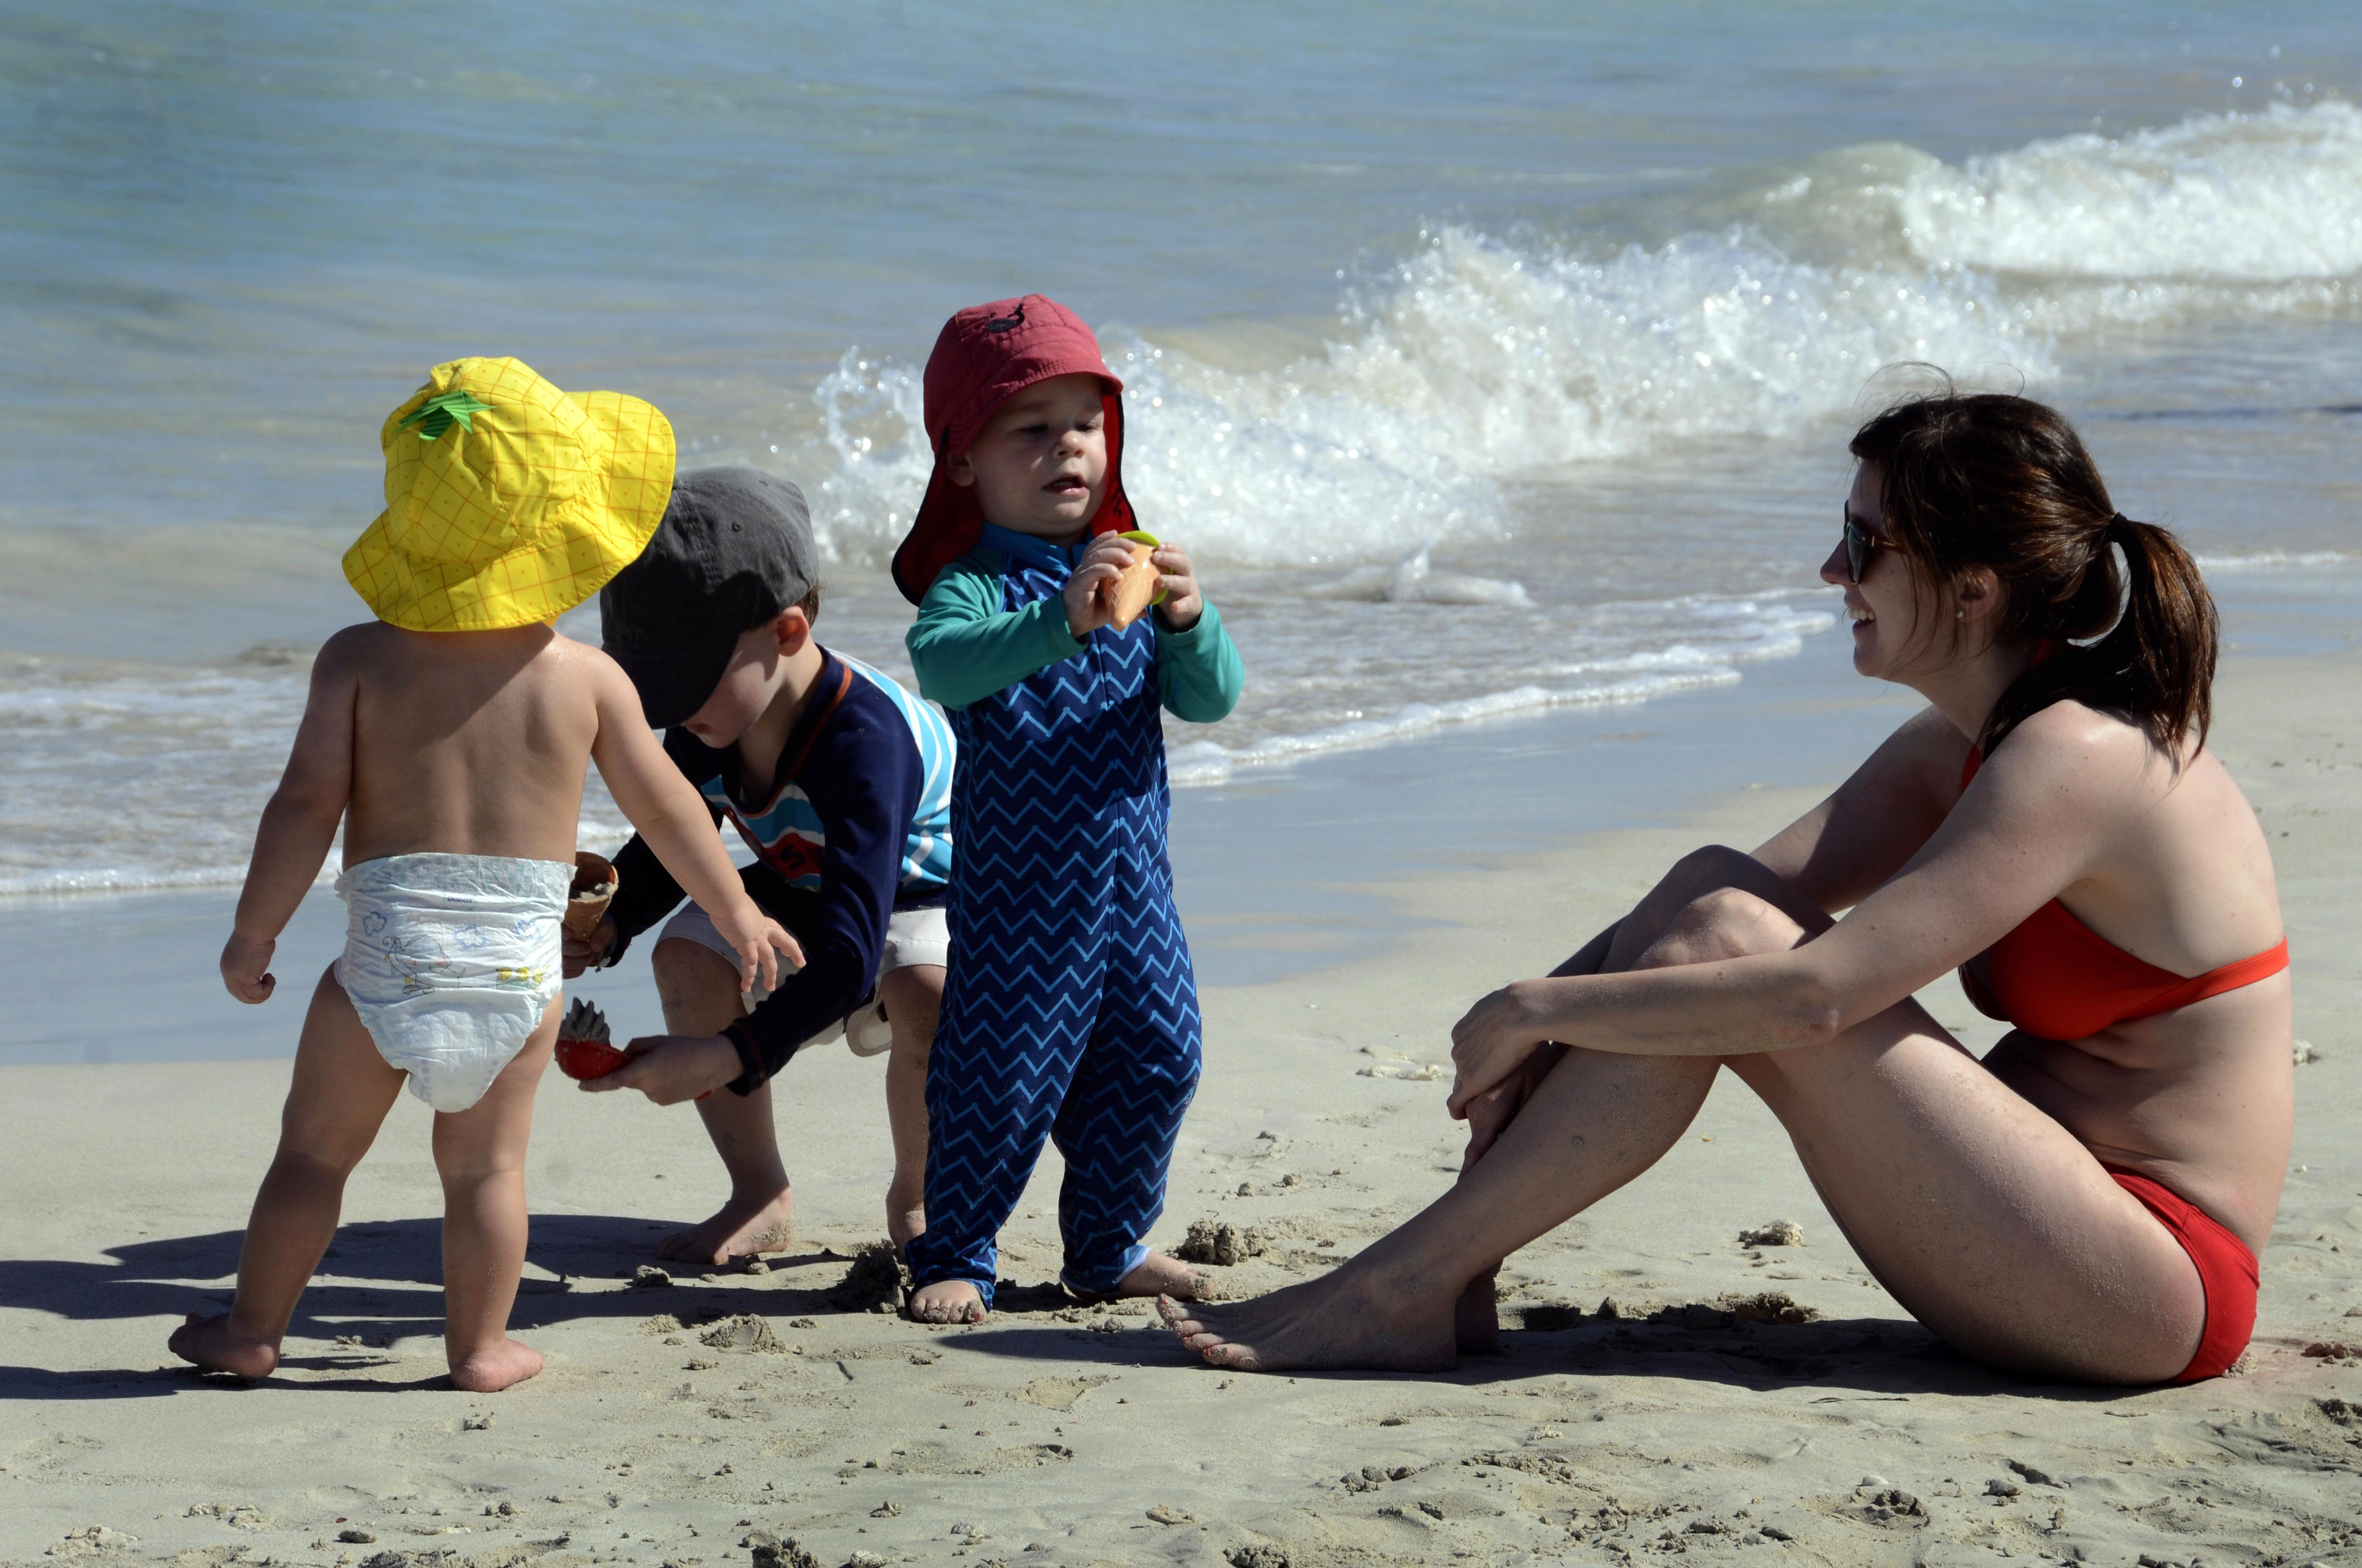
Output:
top-left (1447, 705), bottom-right (2143, 1114)
top-left (1749, 704), bottom-right (1969, 912)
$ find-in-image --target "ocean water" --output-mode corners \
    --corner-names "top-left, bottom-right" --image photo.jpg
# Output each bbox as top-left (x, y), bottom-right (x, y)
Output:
top-left (3, 2), bottom-right (2360, 895)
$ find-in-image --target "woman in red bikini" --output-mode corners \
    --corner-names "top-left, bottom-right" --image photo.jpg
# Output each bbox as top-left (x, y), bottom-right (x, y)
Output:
top-left (1164, 388), bottom-right (2291, 1384)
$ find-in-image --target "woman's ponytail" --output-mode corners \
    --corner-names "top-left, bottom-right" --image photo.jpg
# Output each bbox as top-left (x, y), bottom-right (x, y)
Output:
top-left (1851, 389), bottom-right (2221, 765)
top-left (2079, 514), bottom-right (2217, 760)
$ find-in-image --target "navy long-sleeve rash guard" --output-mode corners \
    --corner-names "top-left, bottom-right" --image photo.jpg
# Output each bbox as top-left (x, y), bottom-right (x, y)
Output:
top-left (601, 649), bottom-right (951, 1089)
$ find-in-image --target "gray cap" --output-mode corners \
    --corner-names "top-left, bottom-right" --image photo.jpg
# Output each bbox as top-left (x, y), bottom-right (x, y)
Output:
top-left (599, 467), bottom-right (818, 729)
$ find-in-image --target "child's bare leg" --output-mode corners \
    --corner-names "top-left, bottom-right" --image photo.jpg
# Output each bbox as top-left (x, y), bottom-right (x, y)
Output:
top-left (650, 938), bottom-right (796, 1265)
top-left (432, 1002), bottom-right (557, 1393)
top-left (171, 966), bottom-right (404, 1377)
top-left (880, 964), bottom-right (943, 1252)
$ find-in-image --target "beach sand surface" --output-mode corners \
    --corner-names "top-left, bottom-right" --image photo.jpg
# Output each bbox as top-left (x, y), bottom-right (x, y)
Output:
top-left (4, 650), bottom-right (2359, 1568)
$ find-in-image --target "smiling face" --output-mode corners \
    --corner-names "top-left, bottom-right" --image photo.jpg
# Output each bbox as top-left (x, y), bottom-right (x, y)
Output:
top-left (947, 373), bottom-right (1110, 541)
top-left (1822, 461), bottom-right (1953, 683)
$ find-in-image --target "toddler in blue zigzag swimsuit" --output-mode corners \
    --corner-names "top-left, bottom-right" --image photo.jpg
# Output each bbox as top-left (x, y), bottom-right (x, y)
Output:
top-left (894, 295), bottom-right (1245, 1323)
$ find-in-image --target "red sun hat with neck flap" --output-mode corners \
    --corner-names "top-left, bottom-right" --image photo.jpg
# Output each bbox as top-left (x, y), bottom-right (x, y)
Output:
top-left (890, 294), bottom-right (1138, 604)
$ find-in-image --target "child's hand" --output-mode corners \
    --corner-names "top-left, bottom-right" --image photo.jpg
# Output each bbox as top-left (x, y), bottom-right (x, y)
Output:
top-left (582, 1033), bottom-right (743, 1104)
top-left (220, 931), bottom-right (277, 1004)
top-left (1148, 539), bottom-right (1204, 632)
top-left (1062, 532), bottom-right (1141, 638)
top-left (562, 915), bottom-right (618, 979)
top-left (708, 903), bottom-right (803, 995)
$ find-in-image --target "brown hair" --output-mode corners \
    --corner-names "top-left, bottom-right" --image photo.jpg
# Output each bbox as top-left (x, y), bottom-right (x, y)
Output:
top-left (1848, 386), bottom-right (2217, 761)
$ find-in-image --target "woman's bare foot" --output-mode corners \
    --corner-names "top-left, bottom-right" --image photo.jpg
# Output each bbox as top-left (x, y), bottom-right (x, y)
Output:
top-left (1158, 1269), bottom-right (1459, 1373)
top-left (168, 1312), bottom-right (280, 1379)
top-left (909, 1279), bottom-right (987, 1324)
top-left (1114, 1251), bottom-right (1214, 1301)
top-left (885, 1178), bottom-right (925, 1256)
top-left (656, 1186), bottom-right (796, 1266)
top-left (448, 1337), bottom-right (543, 1393)
top-left (1455, 1265), bottom-right (1501, 1355)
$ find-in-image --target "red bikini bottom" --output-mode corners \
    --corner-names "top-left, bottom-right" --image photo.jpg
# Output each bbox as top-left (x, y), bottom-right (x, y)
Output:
top-left (2106, 1166), bottom-right (2259, 1382)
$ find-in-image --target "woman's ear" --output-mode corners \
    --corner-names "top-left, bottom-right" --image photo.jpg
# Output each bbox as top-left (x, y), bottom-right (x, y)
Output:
top-left (1953, 565), bottom-right (2002, 625)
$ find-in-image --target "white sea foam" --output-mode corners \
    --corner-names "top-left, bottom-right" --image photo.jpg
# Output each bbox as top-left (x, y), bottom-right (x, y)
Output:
top-left (800, 106), bottom-right (2362, 575)
top-left (1167, 667), bottom-right (1745, 787)
top-left (8, 107), bottom-right (2357, 897)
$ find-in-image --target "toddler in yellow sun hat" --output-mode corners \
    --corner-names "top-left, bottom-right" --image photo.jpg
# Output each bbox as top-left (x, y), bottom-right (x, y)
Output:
top-left (170, 356), bottom-right (799, 1395)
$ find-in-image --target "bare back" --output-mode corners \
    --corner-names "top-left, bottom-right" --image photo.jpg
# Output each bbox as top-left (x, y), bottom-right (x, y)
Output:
top-left (335, 622), bottom-right (603, 868)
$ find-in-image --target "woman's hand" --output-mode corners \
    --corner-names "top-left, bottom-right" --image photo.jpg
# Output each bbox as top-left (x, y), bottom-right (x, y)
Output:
top-left (1458, 1041), bottom-right (1566, 1172)
top-left (1447, 978), bottom-right (1561, 1119)
top-left (582, 1033), bottom-right (743, 1104)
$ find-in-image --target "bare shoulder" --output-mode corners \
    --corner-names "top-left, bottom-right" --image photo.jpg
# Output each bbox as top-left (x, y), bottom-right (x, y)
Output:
top-left (311, 622), bottom-right (394, 681)
top-left (542, 631), bottom-right (629, 685)
top-left (1978, 701), bottom-right (2170, 813)
top-left (540, 631), bottom-right (642, 716)
top-left (1858, 703), bottom-right (1975, 801)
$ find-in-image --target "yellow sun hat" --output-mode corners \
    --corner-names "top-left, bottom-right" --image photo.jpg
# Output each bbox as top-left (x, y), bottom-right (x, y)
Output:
top-left (343, 355), bottom-right (677, 631)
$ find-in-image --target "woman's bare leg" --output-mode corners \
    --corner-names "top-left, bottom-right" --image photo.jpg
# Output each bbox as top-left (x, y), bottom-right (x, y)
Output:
top-left (649, 939), bottom-right (797, 1266)
top-left (433, 1000), bottom-right (558, 1393)
top-left (170, 966), bottom-right (405, 1377)
top-left (1165, 899), bottom-right (1747, 1372)
top-left (1169, 865), bottom-right (2206, 1382)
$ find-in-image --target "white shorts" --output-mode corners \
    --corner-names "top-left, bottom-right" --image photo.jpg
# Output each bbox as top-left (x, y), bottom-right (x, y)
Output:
top-left (656, 900), bottom-right (948, 1057)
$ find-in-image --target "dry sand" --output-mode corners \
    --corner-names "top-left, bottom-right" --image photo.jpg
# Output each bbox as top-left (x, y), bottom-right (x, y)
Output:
top-left (4, 649), bottom-right (2359, 1568)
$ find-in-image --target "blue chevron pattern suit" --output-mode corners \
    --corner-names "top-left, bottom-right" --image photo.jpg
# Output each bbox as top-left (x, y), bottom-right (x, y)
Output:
top-left (907, 551), bottom-right (1205, 1303)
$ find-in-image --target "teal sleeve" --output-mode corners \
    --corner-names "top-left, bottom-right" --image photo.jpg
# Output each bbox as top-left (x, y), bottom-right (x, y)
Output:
top-left (1153, 598), bottom-right (1245, 723)
top-left (905, 556), bottom-right (1085, 711)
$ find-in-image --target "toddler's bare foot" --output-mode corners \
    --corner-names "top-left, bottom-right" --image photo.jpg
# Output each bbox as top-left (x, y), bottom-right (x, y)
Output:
top-left (168, 1312), bottom-right (279, 1379)
top-left (1115, 1251), bottom-right (1215, 1301)
top-left (448, 1337), bottom-right (543, 1393)
top-left (1158, 1268), bottom-right (1457, 1374)
top-left (908, 1279), bottom-right (986, 1324)
top-left (885, 1180), bottom-right (925, 1255)
top-left (656, 1186), bottom-right (796, 1266)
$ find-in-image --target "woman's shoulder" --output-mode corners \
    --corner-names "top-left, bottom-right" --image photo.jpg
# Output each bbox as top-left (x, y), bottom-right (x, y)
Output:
top-left (1977, 699), bottom-right (2195, 821)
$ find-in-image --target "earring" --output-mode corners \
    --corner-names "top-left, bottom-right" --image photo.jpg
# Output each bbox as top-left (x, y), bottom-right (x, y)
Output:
top-left (1956, 610), bottom-right (1963, 620)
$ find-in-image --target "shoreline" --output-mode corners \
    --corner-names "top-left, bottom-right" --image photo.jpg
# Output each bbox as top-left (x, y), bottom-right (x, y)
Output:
top-left (4, 565), bottom-right (2347, 1067)
top-left (2, 634), bottom-right (2357, 1566)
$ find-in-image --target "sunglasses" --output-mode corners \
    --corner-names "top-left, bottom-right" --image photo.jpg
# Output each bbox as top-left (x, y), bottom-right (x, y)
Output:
top-left (1842, 512), bottom-right (1896, 584)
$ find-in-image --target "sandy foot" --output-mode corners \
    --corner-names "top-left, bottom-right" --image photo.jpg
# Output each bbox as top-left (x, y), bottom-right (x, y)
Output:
top-left (168, 1312), bottom-right (279, 1379)
top-left (448, 1337), bottom-right (543, 1393)
top-left (909, 1278), bottom-right (987, 1324)
top-left (655, 1186), bottom-right (797, 1266)
top-left (1158, 1270), bottom-right (1459, 1373)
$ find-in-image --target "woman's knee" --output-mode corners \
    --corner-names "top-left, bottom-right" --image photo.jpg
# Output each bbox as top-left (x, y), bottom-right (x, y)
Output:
top-left (1620, 845), bottom-right (1779, 951)
top-left (1636, 886), bottom-right (1806, 970)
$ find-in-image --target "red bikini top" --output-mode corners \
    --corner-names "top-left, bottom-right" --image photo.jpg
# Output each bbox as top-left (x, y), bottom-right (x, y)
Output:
top-left (1958, 748), bottom-right (2288, 1040)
